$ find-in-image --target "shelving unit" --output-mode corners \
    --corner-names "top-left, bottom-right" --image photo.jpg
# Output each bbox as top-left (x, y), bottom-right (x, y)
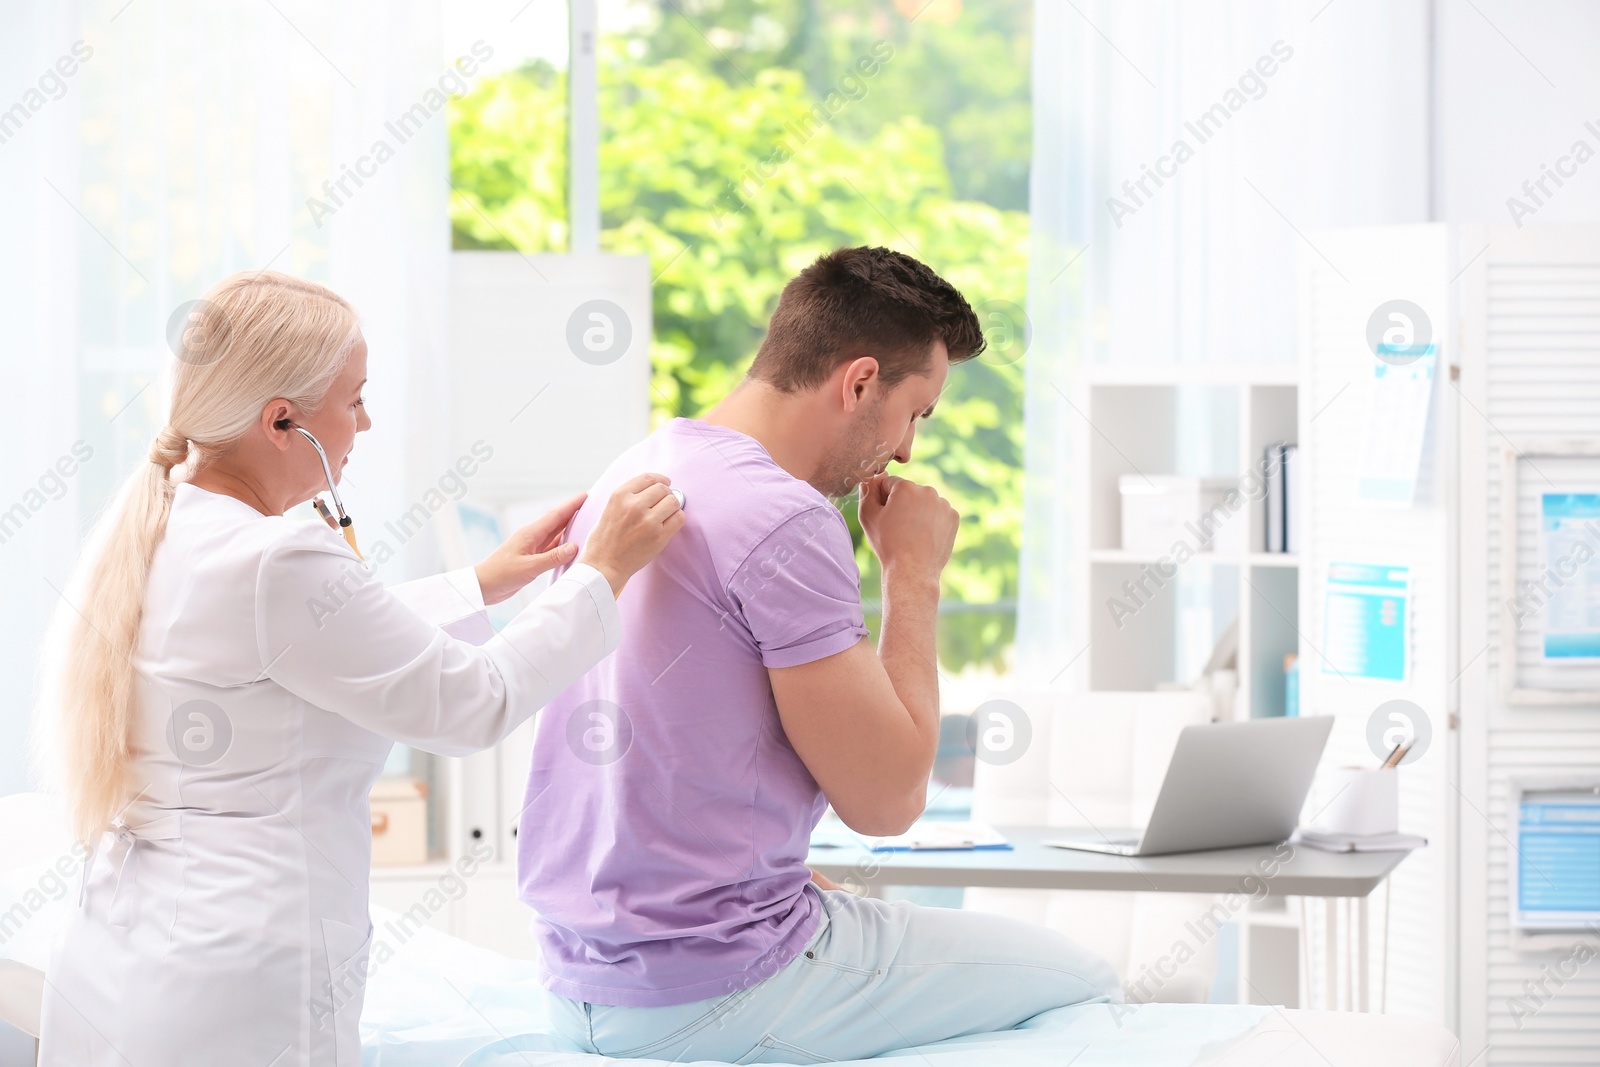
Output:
top-left (1068, 363), bottom-right (1303, 1007)
top-left (1076, 364), bottom-right (1301, 720)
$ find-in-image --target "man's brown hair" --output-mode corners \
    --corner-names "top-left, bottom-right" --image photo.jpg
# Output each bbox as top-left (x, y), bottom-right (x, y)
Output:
top-left (747, 246), bottom-right (986, 392)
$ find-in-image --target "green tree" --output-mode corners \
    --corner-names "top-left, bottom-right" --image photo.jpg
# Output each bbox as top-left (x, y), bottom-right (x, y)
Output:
top-left (616, 0), bottom-right (1033, 210)
top-left (449, 59), bottom-right (568, 251)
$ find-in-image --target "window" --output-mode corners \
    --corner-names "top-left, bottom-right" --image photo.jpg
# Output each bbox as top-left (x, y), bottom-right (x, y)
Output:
top-left (449, 0), bottom-right (1031, 674)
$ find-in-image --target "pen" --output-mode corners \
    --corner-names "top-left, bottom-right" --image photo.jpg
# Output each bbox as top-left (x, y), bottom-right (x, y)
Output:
top-left (1381, 742), bottom-right (1410, 769)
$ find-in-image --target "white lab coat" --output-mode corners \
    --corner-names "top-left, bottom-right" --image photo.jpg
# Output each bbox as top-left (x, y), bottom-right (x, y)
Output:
top-left (38, 481), bottom-right (618, 1067)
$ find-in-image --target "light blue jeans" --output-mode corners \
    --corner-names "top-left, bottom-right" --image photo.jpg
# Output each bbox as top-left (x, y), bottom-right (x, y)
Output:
top-left (543, 887), bottom-right (1122, 1063)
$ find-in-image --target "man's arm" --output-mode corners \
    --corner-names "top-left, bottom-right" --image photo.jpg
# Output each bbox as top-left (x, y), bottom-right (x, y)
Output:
top-left (770, 475), bottom-right (957, 837)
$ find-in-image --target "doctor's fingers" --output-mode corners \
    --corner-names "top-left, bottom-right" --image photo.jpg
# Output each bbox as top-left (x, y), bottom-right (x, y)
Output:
top-left (613, 471), bottom-right (673, 497)
top-left (522, 540), bottom-right (581, 573)
top-left (620, 481), bottom-right (676, 514)
top-left (644, 486), bottom-right (683, 521)
top-left (518, 492), bottom-right (588, 549)
top-left (640, 500), bottom-right (686, 551)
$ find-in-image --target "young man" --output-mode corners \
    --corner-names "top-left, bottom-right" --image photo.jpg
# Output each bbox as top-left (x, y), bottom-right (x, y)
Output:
top-left (520, 247), bottom-right (1119, 1061)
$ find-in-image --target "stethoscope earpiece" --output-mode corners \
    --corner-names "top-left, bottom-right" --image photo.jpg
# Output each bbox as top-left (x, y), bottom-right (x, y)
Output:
top-left (281, 419), bottom-right (361, 558)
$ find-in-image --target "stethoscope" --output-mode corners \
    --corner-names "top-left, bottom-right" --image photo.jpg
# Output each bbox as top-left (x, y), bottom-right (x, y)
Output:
top-left (274, 420), bottom-right (684, 565)
top-left (276, 418), bottom-right (361, 559)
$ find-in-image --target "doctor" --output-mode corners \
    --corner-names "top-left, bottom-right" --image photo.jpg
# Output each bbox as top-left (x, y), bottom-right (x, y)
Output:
top-left (34, 270), bottom-right (683, 1066)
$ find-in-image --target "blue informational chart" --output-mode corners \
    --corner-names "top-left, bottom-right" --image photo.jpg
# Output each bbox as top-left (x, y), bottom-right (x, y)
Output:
top-left (1514, 789), bottom-right (1600, 928)
top-left (1540, 492), bottom-right (1600, 661)
top-left (1322, 562), bottom-right (1410, 682)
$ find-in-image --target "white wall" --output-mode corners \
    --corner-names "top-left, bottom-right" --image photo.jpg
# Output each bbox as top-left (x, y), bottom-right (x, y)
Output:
top-left (1435, 0), bottom-right (1600, 225)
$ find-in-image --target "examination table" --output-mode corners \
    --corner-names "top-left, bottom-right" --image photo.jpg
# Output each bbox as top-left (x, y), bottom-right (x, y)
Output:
top-left (354, 906), bottom-right (1461, 1067)
top-left (0, 893), bottom-right (1461, 1067)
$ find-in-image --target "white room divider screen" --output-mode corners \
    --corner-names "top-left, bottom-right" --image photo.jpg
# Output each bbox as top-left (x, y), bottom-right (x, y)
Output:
top-left (1457, 223), bottom-right (1600, 1066)
top-left (1297, 224), bottom-right (1454, 1023)
top-left (1303, 221), bottom-right (1600, 1061)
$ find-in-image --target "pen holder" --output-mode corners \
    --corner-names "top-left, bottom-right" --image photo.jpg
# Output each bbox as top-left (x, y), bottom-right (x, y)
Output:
top-left (1308, 766), bottom-right (1399, 836)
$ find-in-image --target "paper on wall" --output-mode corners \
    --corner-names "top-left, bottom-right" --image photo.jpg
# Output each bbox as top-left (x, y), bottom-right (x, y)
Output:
top-left (1356, 347), bottom-right (1436, 506)
top-left (1322, 562), bottom-right (1410, 682)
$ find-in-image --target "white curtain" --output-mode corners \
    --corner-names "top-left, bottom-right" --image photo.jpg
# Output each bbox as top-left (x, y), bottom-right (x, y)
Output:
top-left (0, 0), bottom-right (452, 793)
top-left (1016, 0), bottom-right (1431, 677)
top-left (980, 0), bottom-right (1432, 995)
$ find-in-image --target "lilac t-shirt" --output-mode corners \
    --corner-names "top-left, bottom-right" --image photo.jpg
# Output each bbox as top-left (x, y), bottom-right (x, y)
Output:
top-left (518, 418), bottom-right (870, 1007)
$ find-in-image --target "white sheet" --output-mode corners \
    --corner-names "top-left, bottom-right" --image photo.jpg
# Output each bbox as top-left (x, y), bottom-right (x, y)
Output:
top-left (360, 905), bottom-right (1271, 1066)
top-left (0, 859), bottom-right (1460, 1067)
top-left (360, 906), bottom-right (1461, 1067)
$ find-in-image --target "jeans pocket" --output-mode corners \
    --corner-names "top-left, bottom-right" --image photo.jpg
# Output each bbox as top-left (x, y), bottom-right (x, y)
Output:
top-left (735, 1033), bottom-right (835, 1065)
top-left (798, 946), bottom-right (877, 979)
top-left (598, 987), bottom-right (752, 1060)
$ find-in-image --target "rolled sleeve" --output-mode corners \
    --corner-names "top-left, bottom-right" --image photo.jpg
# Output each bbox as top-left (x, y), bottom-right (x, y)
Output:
top-left (728, 506), bottom-right (869, 669)
top-left (757, 623), bottom-right (867, 669)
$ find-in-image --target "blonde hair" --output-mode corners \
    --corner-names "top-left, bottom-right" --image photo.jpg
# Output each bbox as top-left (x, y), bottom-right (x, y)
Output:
top-left (38, 271), bottom-right (361, 845)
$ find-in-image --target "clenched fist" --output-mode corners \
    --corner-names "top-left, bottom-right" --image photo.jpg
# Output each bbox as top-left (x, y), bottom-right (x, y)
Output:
top-left (858, 474), bottom-right (958, 580)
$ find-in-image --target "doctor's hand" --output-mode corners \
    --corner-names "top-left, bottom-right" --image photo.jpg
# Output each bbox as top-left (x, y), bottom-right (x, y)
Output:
top-left (578, 473), bottom-right (685, 598)
top-left (475, 492), bottom-right (587, 606)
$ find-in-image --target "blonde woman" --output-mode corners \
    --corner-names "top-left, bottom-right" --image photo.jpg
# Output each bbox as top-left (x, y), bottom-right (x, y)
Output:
top-left (34, 271), bottom-right (683, 1066)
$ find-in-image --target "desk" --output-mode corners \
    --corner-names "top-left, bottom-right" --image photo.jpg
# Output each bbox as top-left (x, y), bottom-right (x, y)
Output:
top-left (806, 825), bottom-right (1415, 1012)
top-left (806, 825), bottom-right (1409, 897)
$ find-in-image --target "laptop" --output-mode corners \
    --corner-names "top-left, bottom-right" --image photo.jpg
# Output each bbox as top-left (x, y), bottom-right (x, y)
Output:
top-left (1044, 716), bottom-right (1334, 857)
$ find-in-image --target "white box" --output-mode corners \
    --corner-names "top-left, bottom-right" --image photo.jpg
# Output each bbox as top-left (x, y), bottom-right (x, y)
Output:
top-left (1308, 767), bottom-right (1399, 837)
top-left (371, 777), bottom-right (429, 867)
top-left (1119, 475), bottom-right (1246, 556)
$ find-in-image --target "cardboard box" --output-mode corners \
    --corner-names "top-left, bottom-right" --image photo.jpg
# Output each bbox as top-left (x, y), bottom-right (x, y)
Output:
top-left (370, 776), bottom-right (429, 867)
